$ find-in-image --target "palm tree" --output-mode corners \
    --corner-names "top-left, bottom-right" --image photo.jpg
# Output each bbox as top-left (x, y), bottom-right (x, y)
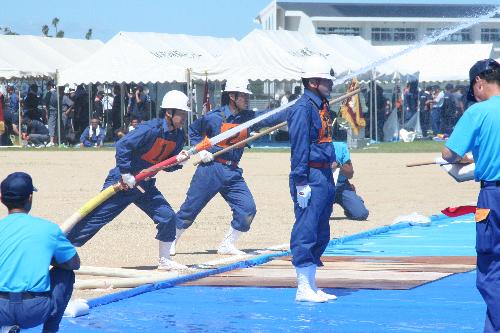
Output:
top-left (42, 24), bottom-right (49, 37)
top-left (56, 30), bottom-right (64, 38)
top-left (52, 17), bottom-right (59, 34)
top-left (85, 28), bottom-right (93, 40)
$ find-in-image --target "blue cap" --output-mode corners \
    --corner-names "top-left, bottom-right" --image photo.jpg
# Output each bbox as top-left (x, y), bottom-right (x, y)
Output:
top-left (467, 58), bottom-right (500, 102)
top-left (1, 172), bottom-right (37, 201)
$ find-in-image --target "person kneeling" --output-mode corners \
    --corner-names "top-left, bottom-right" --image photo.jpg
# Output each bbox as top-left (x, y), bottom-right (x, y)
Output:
top-left (332, 141), bottom-right (369, 221)
top-left (0, 172), bottom-right (79, 333)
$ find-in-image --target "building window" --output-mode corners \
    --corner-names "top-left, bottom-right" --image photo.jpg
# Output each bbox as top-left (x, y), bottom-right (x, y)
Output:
top-left (372, 28), bottom-right (393, 41)
top-left (426, 28), bottom-right (471, 42)
top-left (316, 27), bottom-right (327, 34)
top-left (316, 27), bottom-right (360, 36)
top-left (481, 28), bottom-right (500, 42)
top-left (394, 28), bottom-right (417, 41)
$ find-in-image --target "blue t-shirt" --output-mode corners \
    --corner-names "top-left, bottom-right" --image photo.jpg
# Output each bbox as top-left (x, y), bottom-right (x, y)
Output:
top-left (332, 142), bottom-right (350, 185)
top-left (0, 213), bottom-right (76, 292)
top-left (446, 95), bottom-right (500, 181)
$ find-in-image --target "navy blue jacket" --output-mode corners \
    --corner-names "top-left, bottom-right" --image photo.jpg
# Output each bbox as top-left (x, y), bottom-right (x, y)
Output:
top-left (287, 89), bottom-right (336, 186)
top-left (189, 105), bottom-right (287, 163)
top-left (28, 120), bottom-right (49, 136)
top-left (115, 118), bottom-right (185, 175)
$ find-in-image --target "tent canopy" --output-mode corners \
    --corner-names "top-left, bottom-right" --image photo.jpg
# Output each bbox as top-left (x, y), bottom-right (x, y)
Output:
top-left (375, 43), bottom-right (493, 82)
top-left (0, 35), bottom-right (103, 79)
top-left (59, 32), bottom-right (186, 85)
top-left (199, 29), bottom-right (303, 82)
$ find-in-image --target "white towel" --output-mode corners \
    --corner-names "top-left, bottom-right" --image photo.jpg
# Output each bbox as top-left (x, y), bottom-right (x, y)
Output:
top-left (89, 126), bottom-right (100, 139)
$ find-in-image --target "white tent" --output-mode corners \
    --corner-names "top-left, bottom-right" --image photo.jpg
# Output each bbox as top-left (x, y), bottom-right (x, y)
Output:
top-left (117, 31), bottom-right (237, 70)
top-left (254, 30), bottom-right (361, 74)
top-left (200, 29), bottom-right (303, 81)
top-left (59, 32), bottom-right (186, 85)
top-left (375, 43), bottom-right (494, 82)
top-left (0, 35), bottom-right (103, 79)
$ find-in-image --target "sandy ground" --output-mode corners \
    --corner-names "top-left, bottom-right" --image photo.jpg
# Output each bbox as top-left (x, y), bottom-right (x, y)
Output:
top-left (0, 149), bottom-right (478, 299)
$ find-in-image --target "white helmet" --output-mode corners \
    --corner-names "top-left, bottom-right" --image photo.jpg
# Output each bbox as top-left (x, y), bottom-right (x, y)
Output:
top-left (160, 90), bottom-right (191, 112)
top-left (224, 79), bottom-right (252, 95)
top-left (301, 55), bottom-right (335, 80)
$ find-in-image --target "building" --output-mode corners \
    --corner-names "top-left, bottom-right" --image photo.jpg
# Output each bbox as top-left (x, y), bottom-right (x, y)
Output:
top-left (256, 1), bottom-right (500, 57)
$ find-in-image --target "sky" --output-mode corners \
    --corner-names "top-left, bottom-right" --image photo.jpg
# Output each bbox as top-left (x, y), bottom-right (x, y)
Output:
top-left (1, 0), bottom-right (499, 41)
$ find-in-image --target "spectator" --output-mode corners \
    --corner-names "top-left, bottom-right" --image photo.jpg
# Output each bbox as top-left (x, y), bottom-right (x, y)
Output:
top-left (62, 86), bottom-right (76, 145)
top-left (365, 82), bottom-right (387, 140)
top-left (430, 85), bottom-right (444, 135)
top-left (289, 86), bottom-right (301, 101)
top-left (0, 88), bottom-right (20, 147)
top-left (0, 172), bottom-right (79, 333)
top-left (23, 118), bottom-right (50, 148)
top-left (114, 127), bottom-right (126, 140)
top-left (280, 91), bottom-right (291, 106)
top-left (79, 118), bottom-right (104, 148)
top-left (127, 84), bottom-right (146, 121)
top-left (141, 86), bottom-right (153, 121)
top-left (73, 84), bottom-right (89, 137)
top-left (102, 88), bottom-right (114, 140)
top-left (92, 90), bottom-right (104, 122)
top-left (24, 84), bottom-right (41, 122)
top-left (111, 85), bottom-right (122, 135)
top-left (128, 117), bottom-right (139, 132)
top-left (418, 86), bottom-right (433, 137)
top-left (441, 83), bottom-right (457, 135)
top-left (6, 84), bottom-right (19, 119)
top-left (452, 85), bottom-right (465, 119)
top-left (44, 81), bottom-right (58, 147)
top-left (403, 80), bottom-right (418, 124)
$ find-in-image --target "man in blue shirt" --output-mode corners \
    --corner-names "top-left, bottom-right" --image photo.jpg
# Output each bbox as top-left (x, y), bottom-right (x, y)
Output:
top-left (67, 90), bottom-right (191, 271)
top-left (79, 118), bottom-right (105, 148)
top-left (442, 59), bottom-right (500, 333)
top-left (171, 80), bottom-right (287, 257)
top-left (0, 172), bottom-right (79, 333)
top-left (287, 55), bottom-right (337, 303)
top-left (331, 141), bottom-right (369, 221)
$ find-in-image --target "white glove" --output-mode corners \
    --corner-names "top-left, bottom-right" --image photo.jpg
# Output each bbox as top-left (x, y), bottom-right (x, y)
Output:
top-left (176, 150), bottom-right (190, 165)
top-left (198, 150), bottom-right (214, 164)
top-left (121, 173), bottom-right (136, 188)
top-left (434, 156), bottom-right (447, 165)
top-left (296, 185), bottom-right (312, 209)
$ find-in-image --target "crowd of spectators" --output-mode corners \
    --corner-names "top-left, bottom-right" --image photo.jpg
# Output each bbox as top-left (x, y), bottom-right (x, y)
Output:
top-left (0, 82), bottom-right (154, 148)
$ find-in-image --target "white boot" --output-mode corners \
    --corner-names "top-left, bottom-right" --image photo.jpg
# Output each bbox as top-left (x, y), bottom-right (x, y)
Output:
top-left (217, 226), bottom-right (246, 255)
top-left (158, 241), bottom-right (188, 270)
top-left (309, 265), bottom-right (337, 300)
top-left (295, 266), bottom-right (328, 303)
top-left (170, 228), bottom-right (185, 256)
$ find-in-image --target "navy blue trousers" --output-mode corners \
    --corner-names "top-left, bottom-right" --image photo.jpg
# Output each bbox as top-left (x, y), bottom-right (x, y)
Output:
top-left (334, 183), bottom-right (369, 221)
top-left (290, 168), bottom-right (335, 268)
top-left (476, 185), bottom-right (500, 333)
top-left (177, 162), bottom-right (256, 232)
top-left (67, 168), bottom-right (179, 246)
top-left (0, 268), bottom-right (74, 332)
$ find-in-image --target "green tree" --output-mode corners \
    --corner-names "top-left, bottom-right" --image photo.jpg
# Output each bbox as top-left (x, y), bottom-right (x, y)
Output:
top-left (51, 17), bottom-right (59, 34)
top-left (56, 30), bottom-right (64, 38)
top-left (42, 24), bottom-right (49, 37)
top-left (85, 28), bottom-right (93, 40)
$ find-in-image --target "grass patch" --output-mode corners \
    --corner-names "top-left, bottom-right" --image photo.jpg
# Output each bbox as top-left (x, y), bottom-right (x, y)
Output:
top-left (351, 140), bottom-right (445, 153)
